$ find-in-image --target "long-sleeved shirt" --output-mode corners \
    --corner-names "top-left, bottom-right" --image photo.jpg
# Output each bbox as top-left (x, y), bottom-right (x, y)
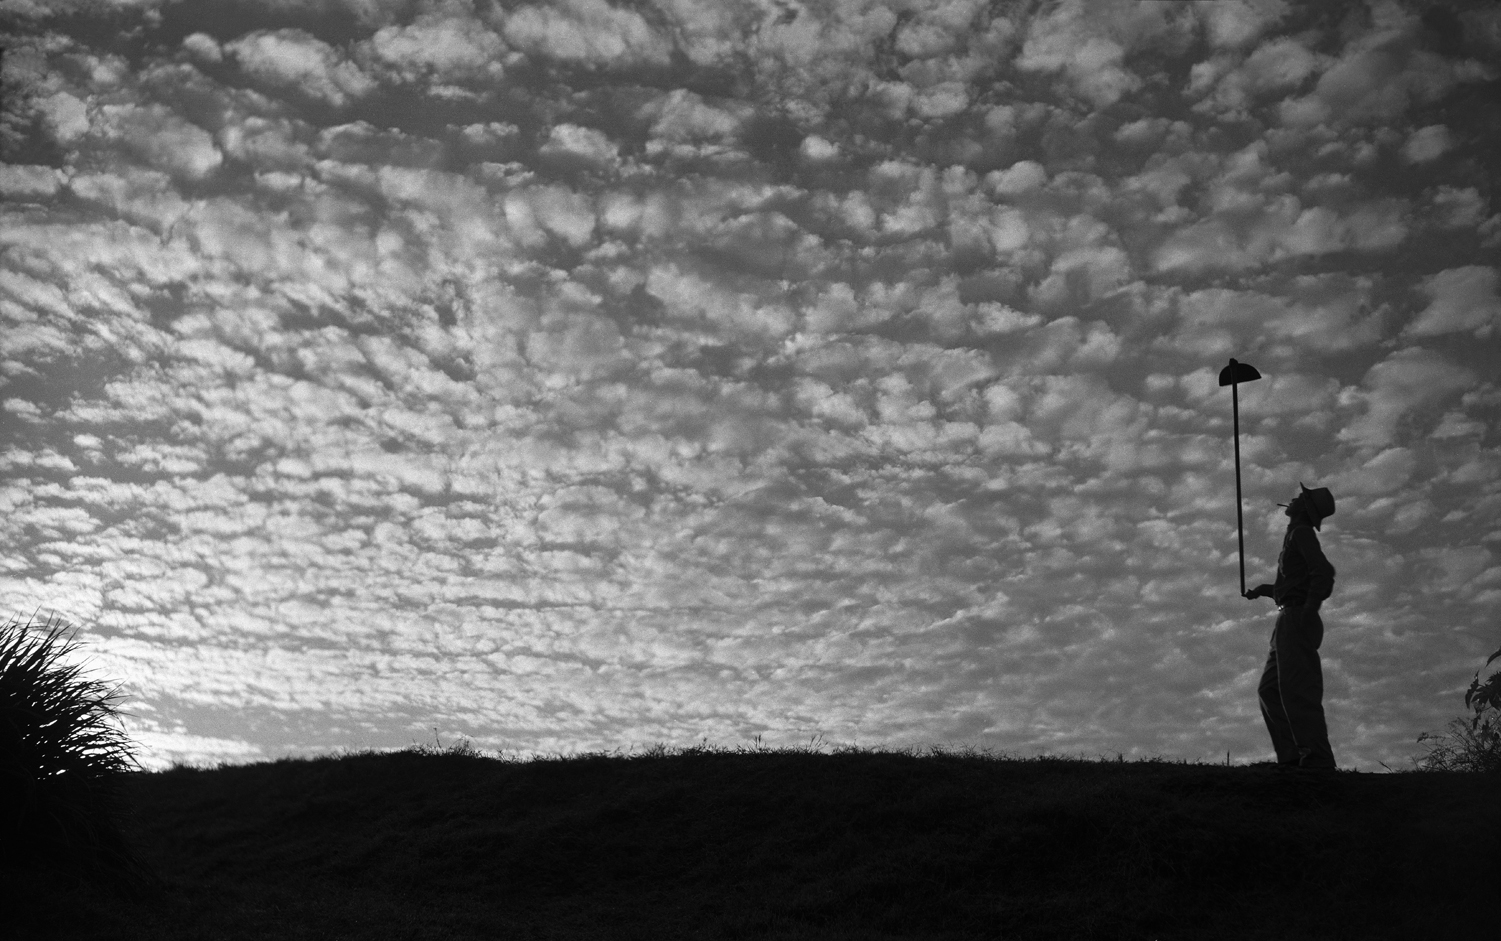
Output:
top-left (1273, 522), bottom-right (1336, 607)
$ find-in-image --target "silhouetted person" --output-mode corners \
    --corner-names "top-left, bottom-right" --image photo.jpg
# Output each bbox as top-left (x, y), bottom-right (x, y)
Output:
top-left (1244, 484), bottom-right (1337, 770)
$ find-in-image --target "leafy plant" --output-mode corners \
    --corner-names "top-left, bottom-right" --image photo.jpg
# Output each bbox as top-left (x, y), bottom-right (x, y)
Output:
top-left (0, 613), bottom-right (154, 894)
top-left (1416, 644), bottom-right (1501, 773)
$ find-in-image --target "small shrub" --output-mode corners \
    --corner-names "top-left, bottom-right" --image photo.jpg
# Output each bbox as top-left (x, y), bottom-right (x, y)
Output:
top-left (1416, 644), bottom-right (1501, 773)
top-left (0, 614), bottom-right (153, 893)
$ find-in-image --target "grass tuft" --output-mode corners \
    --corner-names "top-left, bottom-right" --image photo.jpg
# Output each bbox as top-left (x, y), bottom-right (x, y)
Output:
top-left (406, 728), bottom-right (487, 759)
top-left (1414, 715), bottom-right (1501, 773)
top-left (0, 613), bottom-right (157, 902)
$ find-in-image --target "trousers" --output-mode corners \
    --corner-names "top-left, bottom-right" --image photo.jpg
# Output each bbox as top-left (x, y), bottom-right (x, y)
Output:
top-left (1257, 605), bottom-right (1335, 769)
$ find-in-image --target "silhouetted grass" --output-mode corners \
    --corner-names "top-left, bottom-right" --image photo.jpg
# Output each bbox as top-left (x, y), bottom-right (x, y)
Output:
top-left (1416, 644), bottom-right (1501, 773)
top-left (0, 615), bottom-right (157, 905)
top-left (6, 741), bottom-right (1496, 940)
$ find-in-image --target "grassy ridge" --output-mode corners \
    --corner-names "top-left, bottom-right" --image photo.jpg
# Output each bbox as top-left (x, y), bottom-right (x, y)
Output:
top-left (8, 747), bottom-right (1498, 940)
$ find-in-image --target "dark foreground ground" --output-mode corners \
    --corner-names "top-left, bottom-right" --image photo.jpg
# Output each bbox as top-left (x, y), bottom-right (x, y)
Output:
top-left (4, 747), bottom-right (1497, 940)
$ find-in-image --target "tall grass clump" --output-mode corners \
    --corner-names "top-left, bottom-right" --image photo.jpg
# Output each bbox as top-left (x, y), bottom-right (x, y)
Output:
top-left (0, 614), bottom-right (153, 895)
top-left (1417, 643), bottom-right (1501, 773)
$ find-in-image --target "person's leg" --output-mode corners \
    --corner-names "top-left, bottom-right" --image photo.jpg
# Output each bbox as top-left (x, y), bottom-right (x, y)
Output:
top-left (1275, 608), bottom-right (1335, 768)
top-left (1258, 613), bottom-right (1301, 765)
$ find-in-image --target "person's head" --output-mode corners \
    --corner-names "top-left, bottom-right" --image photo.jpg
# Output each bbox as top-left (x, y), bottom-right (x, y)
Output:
top-left (1281, 494), bottom-right (1303, 520)
top-left (1282, 483), bottom-right (1335, 529)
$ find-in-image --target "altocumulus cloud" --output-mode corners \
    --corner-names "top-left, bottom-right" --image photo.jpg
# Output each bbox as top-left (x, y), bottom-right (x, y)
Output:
top-left (1, 0), bottom-right (1498, 771)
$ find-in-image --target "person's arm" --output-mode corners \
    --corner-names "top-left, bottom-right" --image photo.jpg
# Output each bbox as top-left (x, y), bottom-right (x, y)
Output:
top-left (1291, 527), bottom-right (1335, 611)
top-left (1243, 583), bottom-right (1275, 600)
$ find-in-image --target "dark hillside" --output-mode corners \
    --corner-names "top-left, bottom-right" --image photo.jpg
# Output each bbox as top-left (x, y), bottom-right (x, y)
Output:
top-left (6, 748), bottom-right (1497, 940)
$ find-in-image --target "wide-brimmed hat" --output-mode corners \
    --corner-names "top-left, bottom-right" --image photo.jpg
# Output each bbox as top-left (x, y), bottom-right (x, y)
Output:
top-left (1300, 483), bottom-right (1335, 530)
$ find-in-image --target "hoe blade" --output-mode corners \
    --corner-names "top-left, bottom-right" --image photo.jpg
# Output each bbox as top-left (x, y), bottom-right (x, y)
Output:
top-left (1218, 358), bottom-right (1262, 386)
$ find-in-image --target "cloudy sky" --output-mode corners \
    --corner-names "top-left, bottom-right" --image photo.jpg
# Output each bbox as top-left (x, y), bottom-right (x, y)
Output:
top-left (2, 0), bottom-right (1498, 772)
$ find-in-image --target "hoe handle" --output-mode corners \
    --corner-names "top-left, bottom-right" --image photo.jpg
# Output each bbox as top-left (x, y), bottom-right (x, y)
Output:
top-left (1233, 381), bottom-right (1246, 596)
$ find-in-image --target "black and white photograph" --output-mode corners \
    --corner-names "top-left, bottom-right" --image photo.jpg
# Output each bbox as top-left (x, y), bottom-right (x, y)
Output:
top-left (3, 0), bottom-right (1498, 937)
